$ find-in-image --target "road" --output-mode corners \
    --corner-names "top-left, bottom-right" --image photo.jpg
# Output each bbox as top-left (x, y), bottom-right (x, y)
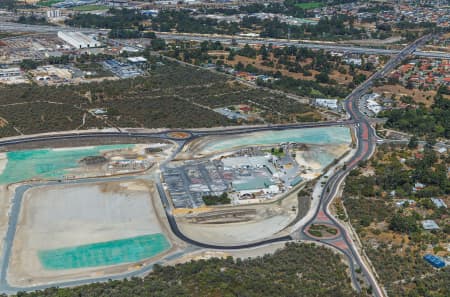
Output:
top-left (0, 21), bottom-right (448, 59)
top-left (298, 33), bottom-right (433, 297)
top-left (0, 120), bottom-right (351, 147)
top-left (156, 32), bottom-right (449, 59)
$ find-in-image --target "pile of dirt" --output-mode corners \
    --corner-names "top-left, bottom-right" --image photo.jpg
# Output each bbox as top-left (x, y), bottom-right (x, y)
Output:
top-left (79, 156), bottom-right (108, 165)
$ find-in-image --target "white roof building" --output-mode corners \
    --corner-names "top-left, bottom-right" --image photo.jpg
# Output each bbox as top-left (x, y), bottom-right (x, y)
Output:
top-left (127, 56), bottom-right (147, 64)
top-left (223, 156), bottom-right (272, 170)
top-left (315, 98), bottom-right (338, 110)
top-left (57, 31), bottom-right (101, 49)
top-left (395, 199), bottom-right (415, 207)
top-left (422, 220), bottom-right (439, 230)
top-left (0, 68), bottom-right (28, 84)
top-left (343, 57), bottom-right (362, 66)
top-left (431, 198), bottom-right (447, 209)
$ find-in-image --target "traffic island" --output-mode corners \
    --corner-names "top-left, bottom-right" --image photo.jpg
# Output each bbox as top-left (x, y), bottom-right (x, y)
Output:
top-left (305, 223), bottom-right (340, 239)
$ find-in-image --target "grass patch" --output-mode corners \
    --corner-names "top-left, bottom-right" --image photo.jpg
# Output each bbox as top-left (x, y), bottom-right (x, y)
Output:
top-left (71, 5), bottom-right (109, 11)
top-left (202, 193), bottom-right (231, 206)
top-left (309, 224), bottom-right (338, 237)
top-left (294, 2), bottom-right (324, 9)
top-left (308, 229), bottom-right (323, 237)
top-left (37, 0), bottom-right (64, 7)
top-left (265, 147), bottom-right (286, 158)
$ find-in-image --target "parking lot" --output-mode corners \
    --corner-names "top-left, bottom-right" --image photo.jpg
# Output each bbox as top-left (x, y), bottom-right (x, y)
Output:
top-left (163, 145), bottom-right (304, 208)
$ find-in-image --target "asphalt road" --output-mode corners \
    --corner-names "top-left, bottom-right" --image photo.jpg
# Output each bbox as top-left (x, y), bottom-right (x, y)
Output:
top-left (298, 34), bottom-right (433, 297)
top-left (156, 32), bottom-right (449, 59)
top-left (0, 120), bottom-right (350, 147)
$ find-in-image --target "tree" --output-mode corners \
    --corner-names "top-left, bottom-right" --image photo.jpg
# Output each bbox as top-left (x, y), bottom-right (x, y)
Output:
top-left (20, 59), bottom-right (39, 70)
top-left (0, 0), bottom-right (16, 10)
top-left (389, 213), bottom-right (418, 233)
top-left (151, 38), bottom-right (166, 51)
top-left (408, 136), bottom-right (418, 149)
top-left (315, 72), bottom-right (330, 83)
top-left (202, 192), bottom-right (231, 205)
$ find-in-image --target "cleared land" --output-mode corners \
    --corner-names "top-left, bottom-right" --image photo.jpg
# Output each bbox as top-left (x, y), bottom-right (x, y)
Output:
top-left (0, 153), bottom-right (6, 175)
top-left (8, 180), bottom-right (173, 286)
top-left (0, 185), bottom-right (11, 257)
top-left (176, 185), bottom-right (300, 246)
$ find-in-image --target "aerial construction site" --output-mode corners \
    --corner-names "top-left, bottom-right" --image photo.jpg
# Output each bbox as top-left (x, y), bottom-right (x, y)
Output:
top-left (0, 125), bottom-right (353, 289)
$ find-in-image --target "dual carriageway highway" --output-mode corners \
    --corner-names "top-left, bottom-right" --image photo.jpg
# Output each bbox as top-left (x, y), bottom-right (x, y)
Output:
top-left (0, 21), bottom-right (449, 59)
top-left (157, 32), bottom-right (450, 59)
top-left (0, 34), bottom-right (431, 295)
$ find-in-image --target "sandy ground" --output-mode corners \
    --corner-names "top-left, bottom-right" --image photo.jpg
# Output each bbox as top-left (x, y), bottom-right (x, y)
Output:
top-left (177, 191), bottom-right (298, 246)
top-left (178, 215), bottom-right (293, 246)
top-left (8, 179), bottom-right (175, 287)
top-left (296, 144), bottom-right (350, 180)
top-left (0, 185), bottom-right (12, 257)
top-left (0, 153), bottom-right (6, 176)
top-left (62, 143), bottom-right (173, 179)
top-left (167, 241), bottom-right (290, 266)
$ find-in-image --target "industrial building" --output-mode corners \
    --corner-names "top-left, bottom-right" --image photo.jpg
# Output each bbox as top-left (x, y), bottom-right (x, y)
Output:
top-left (127, 56), bottom-right (147, 64)
top-left (102, 59), bottom-right (143, 79)
top-left (422, 220), bottom-right (440, 230)
top-left (315, 98), bottom-right (339, 110)
top-left (57, 31), bottom-right (101, 49)
top-left (213, 107), bottom-right (248, 121)
top-left (0, 68), bottom-right (28, 84)
top-left (0, 68), bottom-right (21, 79)
top-left (431, 198), bottom-right (447, 208)
top-left (46, 10), bottom-right (61, 20)
top-left (222, 156), bottom-right (275, 172)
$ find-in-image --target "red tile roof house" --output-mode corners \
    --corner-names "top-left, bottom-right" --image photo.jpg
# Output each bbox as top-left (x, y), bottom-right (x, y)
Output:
top-left (239, 105), bottom-right (251, 113)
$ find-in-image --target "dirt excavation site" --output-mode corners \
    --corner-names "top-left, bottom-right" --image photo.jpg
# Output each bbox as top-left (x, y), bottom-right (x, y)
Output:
top-left (8, 180), bottom-right (177, 287)
top-left (175, 186), bottom-right (301, 246)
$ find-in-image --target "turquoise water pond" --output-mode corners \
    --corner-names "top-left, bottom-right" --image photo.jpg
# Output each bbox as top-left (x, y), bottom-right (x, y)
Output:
top-left (38, 234), bottom-right (170, 270)
top-left (202, 126), bottom-right (351, 152)
top-left (0, 144), bottom-right (134, 184)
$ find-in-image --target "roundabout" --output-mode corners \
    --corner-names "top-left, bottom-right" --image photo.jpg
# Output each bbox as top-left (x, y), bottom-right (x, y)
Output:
top-left (166, 131), bottom-right (192, 140)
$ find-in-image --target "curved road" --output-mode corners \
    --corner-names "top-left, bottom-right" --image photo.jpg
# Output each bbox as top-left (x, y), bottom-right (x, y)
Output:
top-left (299, 34), bottom-right (433, 297)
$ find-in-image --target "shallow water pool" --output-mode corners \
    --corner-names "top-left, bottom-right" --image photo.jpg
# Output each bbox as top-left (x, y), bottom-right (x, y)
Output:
top-left (38, 233), bottom-right (170, 270)
top-left (0, 144), bottom-right (134, 184)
